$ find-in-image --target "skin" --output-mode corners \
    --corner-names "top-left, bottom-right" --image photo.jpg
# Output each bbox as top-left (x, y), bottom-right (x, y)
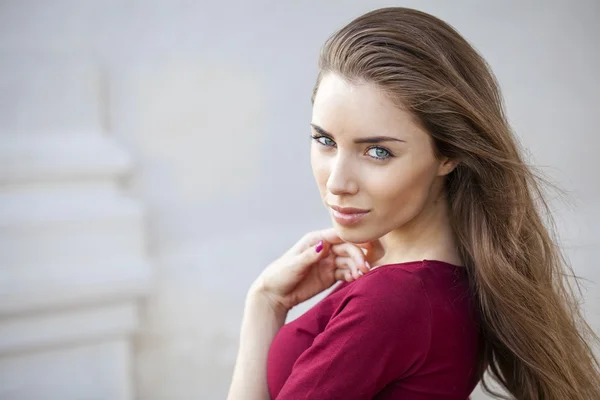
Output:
top-left (228, 72), bottom-right (462, 400)
top-left (227, 228), bottom-right (369, 400)
top-left (311, 72), bottom-right (462, 268)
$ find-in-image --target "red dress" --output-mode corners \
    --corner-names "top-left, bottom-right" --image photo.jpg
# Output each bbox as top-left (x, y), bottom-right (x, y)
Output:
top-left (267, 260), bottom-right (482, 399)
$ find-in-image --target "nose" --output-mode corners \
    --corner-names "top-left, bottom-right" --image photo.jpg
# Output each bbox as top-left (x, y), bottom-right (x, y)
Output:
top-left (326, 155), bottom-right (359, 196)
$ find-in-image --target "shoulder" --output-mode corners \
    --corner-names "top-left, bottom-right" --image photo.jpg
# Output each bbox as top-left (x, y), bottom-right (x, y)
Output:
top-left (336, 263), bottom-right (431, 322)
top-left (350, 262), bottom-right (428, 300)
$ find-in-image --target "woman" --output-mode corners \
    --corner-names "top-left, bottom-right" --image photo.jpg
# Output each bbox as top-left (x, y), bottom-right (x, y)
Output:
top-left (227, 7), bottom-right (600, 400)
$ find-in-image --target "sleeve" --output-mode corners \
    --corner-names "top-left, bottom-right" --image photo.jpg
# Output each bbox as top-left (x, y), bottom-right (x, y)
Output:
top-left (275, 270), bottom-right (432, 399)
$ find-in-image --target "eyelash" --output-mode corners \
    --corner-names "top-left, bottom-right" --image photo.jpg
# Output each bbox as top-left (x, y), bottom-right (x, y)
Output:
top-left (310, 134), bottom-right (395, 161)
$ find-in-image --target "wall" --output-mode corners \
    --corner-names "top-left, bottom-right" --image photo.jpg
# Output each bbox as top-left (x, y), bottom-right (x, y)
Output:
top-left (0, 1), bottom-right (598, 398)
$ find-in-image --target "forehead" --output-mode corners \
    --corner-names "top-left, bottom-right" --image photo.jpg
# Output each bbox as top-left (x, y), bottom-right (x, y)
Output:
top-left (312, 73), bottom-right (425, 140)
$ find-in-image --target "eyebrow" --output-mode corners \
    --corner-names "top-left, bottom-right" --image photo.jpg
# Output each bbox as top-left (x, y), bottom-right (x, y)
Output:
top-left (310, 123), bottom-right (406, 144)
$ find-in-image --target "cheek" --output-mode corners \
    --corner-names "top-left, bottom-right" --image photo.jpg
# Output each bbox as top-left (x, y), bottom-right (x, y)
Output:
top-left (310, 148), bottom-right (329, 192)
top-left (370, 160), bottom-right (437, 215)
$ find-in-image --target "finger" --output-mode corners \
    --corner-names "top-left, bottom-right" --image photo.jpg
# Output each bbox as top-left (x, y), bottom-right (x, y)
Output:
top-left (292, 228), bottom-right (345, 254)
top-left (330, 240), bottom-right (372, 253)
top-left (344, 270), bottom-right (353, 282)
top-left (357, 242), bottom-right (372, 256)
top-left (334, 256), bottom-right (361, 280)
top-left (291, 239), bottom-right (331, 273)
top-left (331, 243), bottom-right (370, 275)
top-left (317, 252), bottom-right (335, 266)
top-left (331, 245), bottom-right (365, 277)
top-left (334, 268), bottom-right (354, 283)
top-left (333, 268), bottom-right (345, 281)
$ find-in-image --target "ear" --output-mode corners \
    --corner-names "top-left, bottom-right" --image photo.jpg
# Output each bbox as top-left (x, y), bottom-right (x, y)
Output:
top-left (437, 157), bottom-right (459, 177)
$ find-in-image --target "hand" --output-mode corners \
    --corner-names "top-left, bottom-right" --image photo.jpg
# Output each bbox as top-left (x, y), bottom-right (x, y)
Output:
top-left (250, 228), bottom-right (371, 313)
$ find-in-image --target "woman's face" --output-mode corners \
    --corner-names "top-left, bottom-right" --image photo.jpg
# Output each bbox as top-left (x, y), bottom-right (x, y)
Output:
top-left (311, 73), bottom-right (455, 244)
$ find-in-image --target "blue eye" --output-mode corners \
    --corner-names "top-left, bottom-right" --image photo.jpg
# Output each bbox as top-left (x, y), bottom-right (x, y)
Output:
top-left (312, 135), bottom-right (336, 147)
top-left (366, 147), bottom-right (392, 160)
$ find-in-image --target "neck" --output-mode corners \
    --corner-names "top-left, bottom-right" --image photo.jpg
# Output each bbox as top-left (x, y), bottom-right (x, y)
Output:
top-left (373, 191), bottom-right (462, 268)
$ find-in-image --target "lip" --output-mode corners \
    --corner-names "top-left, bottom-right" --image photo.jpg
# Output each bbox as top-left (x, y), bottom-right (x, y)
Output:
top-left (328, 204), bottom-right (370, 226)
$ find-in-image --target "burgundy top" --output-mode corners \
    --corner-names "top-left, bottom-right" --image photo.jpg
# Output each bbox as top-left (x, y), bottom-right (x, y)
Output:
top-left (267, 260), bottom-right (482, 399)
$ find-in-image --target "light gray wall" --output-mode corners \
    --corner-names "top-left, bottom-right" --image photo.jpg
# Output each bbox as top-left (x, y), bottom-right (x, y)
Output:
top-left (1, 0), bottom-right (598, 398)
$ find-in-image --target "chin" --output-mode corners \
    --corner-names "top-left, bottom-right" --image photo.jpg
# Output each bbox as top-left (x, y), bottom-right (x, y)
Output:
top-left (332, 223), bottom-right (379, 244)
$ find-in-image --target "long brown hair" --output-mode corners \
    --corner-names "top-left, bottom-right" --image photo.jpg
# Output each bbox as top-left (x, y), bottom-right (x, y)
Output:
top-left (312, 7), bottom-right (600, 399)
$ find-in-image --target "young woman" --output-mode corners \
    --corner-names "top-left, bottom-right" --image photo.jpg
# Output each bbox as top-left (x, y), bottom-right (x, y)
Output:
top-left (227, 7), bottom-right (600, 400)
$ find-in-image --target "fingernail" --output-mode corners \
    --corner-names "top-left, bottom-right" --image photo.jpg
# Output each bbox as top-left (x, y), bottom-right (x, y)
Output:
top-left (358, 270), bottom-right (364, 277)
top-left (315, 240), bottom-right (324, 253)
top-left (365, 261), bottom-right (371, 270)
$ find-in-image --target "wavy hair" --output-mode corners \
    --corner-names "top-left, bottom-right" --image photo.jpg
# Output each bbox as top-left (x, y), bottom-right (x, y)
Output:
top-left (312, 7), bottom-right (600, 399)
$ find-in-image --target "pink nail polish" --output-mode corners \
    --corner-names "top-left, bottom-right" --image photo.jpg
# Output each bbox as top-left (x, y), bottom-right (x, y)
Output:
top-left (315, 240), bottom-right (324, 253)
top-left (365, 261), bottom-right (371, 270)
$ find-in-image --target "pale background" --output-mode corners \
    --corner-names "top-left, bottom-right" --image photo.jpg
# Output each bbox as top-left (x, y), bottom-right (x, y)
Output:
top-left (0, 0), bottom-right (598, 399)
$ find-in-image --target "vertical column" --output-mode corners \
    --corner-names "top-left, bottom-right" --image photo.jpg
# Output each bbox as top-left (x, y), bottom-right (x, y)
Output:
top-left (0, 59), bottom-right (151, 399)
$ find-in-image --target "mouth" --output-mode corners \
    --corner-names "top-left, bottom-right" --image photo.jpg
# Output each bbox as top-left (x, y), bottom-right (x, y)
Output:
top-left (328, 204), bottom-right (370, 226)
